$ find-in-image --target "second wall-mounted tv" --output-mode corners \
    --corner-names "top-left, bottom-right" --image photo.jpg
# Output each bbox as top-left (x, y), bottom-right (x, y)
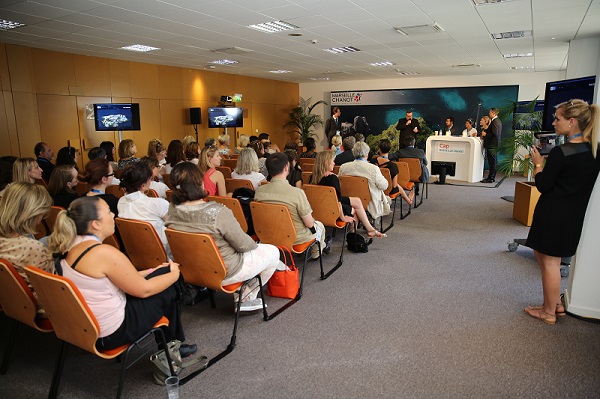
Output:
top-left (542, 76), bottom-right (596, 131)
top-left (93, 103), bottom-right (141, 131)
top-left (208, 107), bottom-right (243, 128)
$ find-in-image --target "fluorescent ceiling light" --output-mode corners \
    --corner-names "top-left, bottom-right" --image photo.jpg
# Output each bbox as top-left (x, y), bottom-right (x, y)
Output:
top-left (0, 19), bottom-right (25, 30)
top-left (247, 20), bottom-right (299, 33)
top-left (309, 77), bottom-right (330, 81)
top-left (269, 70), bottom-right (291, 74)
top-left (472, 0), bottom-right (514, 5)
top-left (120, 44), bottom-right (160, 52)
top-left (503, 52), bottom-right (533, 58)
top-left (324, 46), bottom-right (360, 54)
top-left (510, 66), bottom-right (535, 69)
top-left (369, 61), bottom-right (394, 67)
top-left (396, 71), bottom-right (420, 75)
top-left (491, 30), bottom-right (532, 40)
top-left (209, 59), bottom-right (239, 65)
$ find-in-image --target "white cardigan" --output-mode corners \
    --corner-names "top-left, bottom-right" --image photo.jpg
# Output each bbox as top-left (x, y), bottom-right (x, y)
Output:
top-left (339, 160), bottom-right (391, 219)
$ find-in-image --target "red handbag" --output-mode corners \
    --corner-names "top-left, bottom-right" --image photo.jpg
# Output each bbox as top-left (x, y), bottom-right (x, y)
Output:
top-left (266, 246), bottom-right (299, 299)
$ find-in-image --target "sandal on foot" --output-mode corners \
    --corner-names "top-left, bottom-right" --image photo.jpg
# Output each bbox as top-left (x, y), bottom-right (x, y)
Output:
top-left (367, 230), bottom-right (387, 238)
top-left (526, 305), bottom-right (566, 317)
top-left (524, 307), bottom-right (556, 324)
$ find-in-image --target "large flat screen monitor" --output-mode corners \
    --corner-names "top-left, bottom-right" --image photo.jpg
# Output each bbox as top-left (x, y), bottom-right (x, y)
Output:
top-left (208, 107), bottom-right (243, 128)
top-left (542, 76), bottom-right (596, 131)
top-left (93, 103), bottom-right (141, 131)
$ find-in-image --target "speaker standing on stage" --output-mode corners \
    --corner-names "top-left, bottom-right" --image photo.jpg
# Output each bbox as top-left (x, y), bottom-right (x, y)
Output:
top-left (325, 107), bottom-right (342, 148)
top-left (395, 110), bottom-right (421, 149)
top-left (480, 108), bottom-right (501, 183)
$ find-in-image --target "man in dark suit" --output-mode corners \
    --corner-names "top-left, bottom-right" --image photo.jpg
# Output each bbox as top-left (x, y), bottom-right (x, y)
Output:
top-left (395, 110), bottom-right (420, 149)
top-left (34, 141), bottom-right (55, 183)
top-left (334, 136), bottom-right (355, 166)
top-left (481, 107), bottom-right (502, 183)
top-left (325, 107), bottom-right (342, 147)
top-left (392, 136), bottom-right (430, 184)
top-left (442, 117), bottom-right (459, 136)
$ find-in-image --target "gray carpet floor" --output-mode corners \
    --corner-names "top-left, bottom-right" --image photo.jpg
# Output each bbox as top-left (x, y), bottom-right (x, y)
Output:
top-left (1, 175), bottom-right (599, 398)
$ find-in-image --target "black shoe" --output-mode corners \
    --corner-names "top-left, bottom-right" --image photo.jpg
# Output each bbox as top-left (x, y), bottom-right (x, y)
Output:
top-left (323, 236), bottom-right (332, 255)
top-left (480, 178), bottom-right (494, 183)
top-left (179, 343), bottom-right (198, 358)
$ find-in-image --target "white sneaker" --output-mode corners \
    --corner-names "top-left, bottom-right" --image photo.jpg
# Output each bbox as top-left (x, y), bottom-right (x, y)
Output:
top-left (236, 298), bottom-right (265, 312)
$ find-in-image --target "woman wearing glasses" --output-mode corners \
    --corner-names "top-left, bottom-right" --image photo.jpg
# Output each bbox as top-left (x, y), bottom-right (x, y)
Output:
top-left (79, 158), bottom-right (119, 217)
top-left (524, 99), bottom-right (600, 324)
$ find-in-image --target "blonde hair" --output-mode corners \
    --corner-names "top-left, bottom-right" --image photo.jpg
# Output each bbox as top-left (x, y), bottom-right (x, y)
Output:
top-left (480, 116), bottom-right (491, 129)
top-left (147, 138), bottom-right (165, 158)
top-left (0, 182), bottom-right (52, 237)
top-left (199, 146), bottom-right (218, 173)
top-left (47, 196), bottom-right (102, 254)
top-left (557, 99), bottom-right (600, 158)
top-left (331, 135), bottom-right (342, 148)
top-left (13, 158), bottom-right (38, 183)
top-left (238, 134), bottom-right (249, 147)
top-left (312, 150), bottom-right (336, 185)
top-left (234, 148), bottom-right (259, 175)
top-left (118, 139), bottom-right (136, 159)
top-left (182, 135), bottom-right (196, 149)
top-left (218, 134), bottom-right (230, 145)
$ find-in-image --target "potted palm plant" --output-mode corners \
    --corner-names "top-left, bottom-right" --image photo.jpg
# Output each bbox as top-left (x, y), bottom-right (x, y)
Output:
top-left (284, 97), bottom-right (328, 144)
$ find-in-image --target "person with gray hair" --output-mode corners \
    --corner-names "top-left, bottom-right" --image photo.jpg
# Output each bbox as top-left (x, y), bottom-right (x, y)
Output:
top-left (339, 141), bottom-right (391, 219)
top-left (335, 136), bottom-right (356, 166)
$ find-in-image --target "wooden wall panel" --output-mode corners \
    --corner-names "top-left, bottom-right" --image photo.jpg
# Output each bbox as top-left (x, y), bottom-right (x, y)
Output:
top-left (0, 93), bottom-right (14, 156)
top-left (181, 69), bottom-right (206, 101)
top-left (133, 98), bottom-right (160, 151)
top-left (74, 55), bottom-right (111, 97)
top-left (233, 75), bottom-right (252, 103)
top-left (76, 96), bottom-right (112, 162)
top-left (13, 92), bottom-right (41, 157)
top-left (158, 65), bottom-right (183, 100)
top-left (109, 59), bottom-right (131, 97)
top-left (159, 99), bottom-right (187, 145)
top-left (31, 49), bottom-right (75, 95)
top-left (0, 44), bottom-right (11, 92)
top-left (130, 62), bottom-right (158, 99)
top-left (274, 103), bottom-right (294, 146)
top-left (37, 94), bottom-right (80, 160)
top-left (5, 45), bottom-right (34, 93)
top-left (203, 71), bottom-right (233, 104)
top-left (251, 77), bottom-right (276, 104)
top-left (276, 81), bottom-right (299, 105)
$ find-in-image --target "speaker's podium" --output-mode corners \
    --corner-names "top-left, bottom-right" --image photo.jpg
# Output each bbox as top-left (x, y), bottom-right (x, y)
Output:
top-left (425, 135), bottom-right (484, 183)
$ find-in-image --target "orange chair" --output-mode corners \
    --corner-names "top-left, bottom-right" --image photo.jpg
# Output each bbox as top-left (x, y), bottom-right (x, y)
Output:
top-left (225, 178), bottom-right (253, 194)
top-left (106, 184), bottom-right (125, 199)
top-left (221, 158), bottom-right (237, 169)
top-left (301, 163), bottom-right (314, 173)
top-left (302, 184), bottom-right (350, 279)
top-left (34, 178), bottom-right (48, 189)
top-left (24, 266), bottom-right (174, 399)
top-left (0, 259), bottom-right (53, 374)
top-left (379, 168), bottom-right (400, 231)
top-left (145, 188), bottom-right (159, 198)
top-left (299, 158), bottom-right (315, 170)
top-left (162, 174), bottom-right (174, 190)
top-left (216, 166), bottom-right (232, 179)
top-left (165, 229), bottom-right (267, 380)
top-left (166, 190), bottom-right (173, 203)
top-left (114, 218), bottom-right (166, 270)
top-left (301, 171), bottom-right (312, 185)
top-left (393, 161), bottom-right (415, 219)
top-left (206, 195), bottom-right (249, 233)
top-left (45, 205), bottom-right (66, 233)
top-left (398, 157), bottom-right (427, 207)
top-left (250, 202), bottom-right (322, 319)
top-left (75, 182), bottom-right (90, 196)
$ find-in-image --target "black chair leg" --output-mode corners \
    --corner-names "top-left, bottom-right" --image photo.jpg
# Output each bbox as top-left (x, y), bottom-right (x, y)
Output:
top-left (48, 341), bottom-right (68, 399)
top-left (321, 223), bottom-right (349, 280)
top-left (0, 319), bottom-right (18, 375)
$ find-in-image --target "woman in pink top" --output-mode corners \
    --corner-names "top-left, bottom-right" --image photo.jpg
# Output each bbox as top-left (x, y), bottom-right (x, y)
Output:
top-left (199, 146), bottom-right (226, 196)
top-left (47, 196), bottom-right (196, 355)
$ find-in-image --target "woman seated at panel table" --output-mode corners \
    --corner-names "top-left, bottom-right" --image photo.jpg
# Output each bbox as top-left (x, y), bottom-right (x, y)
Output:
top-left (312, 150), bottom-right (387, 238)
top-left (47, 196), bottom-right (196, 357)
top-left (338, 141), bottom-right (391, 220)
top-left (231, 148), bottom-right (266, 190)
top-left (165, 162), bottom-right (283, 312)
top-left (462, 118), bottom-right (478, 137)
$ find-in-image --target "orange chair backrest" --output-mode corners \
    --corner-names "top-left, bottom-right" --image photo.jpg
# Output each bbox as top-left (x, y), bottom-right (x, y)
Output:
top-left (114, 218), bottom-right (166, 270)
top-left (75, 182), bottom-right (90, 196)
top-left (206, 195), bottom-right (248, 233)
top-left (339, 175), bottom-right (370, 210)
top-left (301, 171), bottom-right (312, 185)
top-left (45, 206), bottom-right (66, 234)
top-left (145, 188), bottom-right (159, 198)
top-left (379, 167), bottom-right (394, 196)
top-left (225, 178), bottom-right (253, 194)
top-left (216, 166), bottom-right (232, 179)
top-left (222, 158), bottom-right (237, 169)
top-left (250, 202), bottom-right (297, 249)
top-left (302, 184), bottom-right (343, 228)
top-left (105, 184), bottom-right (125, 199)
top-left (393, 161), bottom-right (414, 190)
top-left (398, 158), bottom-right (422, 182)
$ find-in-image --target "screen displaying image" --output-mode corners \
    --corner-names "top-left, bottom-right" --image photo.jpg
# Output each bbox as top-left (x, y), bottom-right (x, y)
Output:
top-left (542, 76), bottom-right (595, 131)
top-left (93, 103), bottom-right (141, 131)
top-left (208, 107), bottom-right (243, 128)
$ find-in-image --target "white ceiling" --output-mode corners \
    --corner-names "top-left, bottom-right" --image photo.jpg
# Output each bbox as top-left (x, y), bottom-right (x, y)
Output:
top-left (1, 0), bottom-right (599, 83)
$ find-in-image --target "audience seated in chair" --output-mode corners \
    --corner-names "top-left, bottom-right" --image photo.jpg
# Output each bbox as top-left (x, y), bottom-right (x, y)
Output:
top-left (118, 162), bottom-right (172, 259)
top-left (312, 151), bottom-right (387, 238)
top-left (140, 156), bottom-right (169, 199)
top-left (47, 196), bottom-right (195, 356)
top-left (117, 139), bottom-right (140, 170)
top-left (255, 152), bottom-right (330, 260)
top-left (48, 164), bottom-right (80, 209)
top-left (199, 146), bottom-right (227, 196)
top-left (284, 149), bottom-right (303, 188)
top-left (334, 136), bottom-right (356, 166)
top-left (164, 162), bottom-right (282, 312)
top-left (372, 139), bottom-right (414, 205)
top-left (392, 136), bottom-right (430, 185)
top-left (299, 137), bottom-right (317, 159)
top-left (231, 148), bottom-right (266, 190)
top-left (339, 142), bottom-right (391, 220)
top-left (79, 158), bottom-right (120, 217)
top-left (0, 182), bottom-right (55, 288)
top-left (164, 139), bottom-right (186, 175)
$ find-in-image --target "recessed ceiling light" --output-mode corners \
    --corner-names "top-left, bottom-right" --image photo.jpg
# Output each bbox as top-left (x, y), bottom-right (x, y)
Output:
top-left (396, 71), bottom-right (420, 75)
top-left (472, 0), bottom-right (514, 5)
top-left (209, 59), bottom-right (239, 65)
top-left (491, 30), bottom-right (532, 40)
top-left (288, 33), bottom-right (303, 37)
top-left (120, 44), bottom-right (160, 52)
top-left (309, 77), bottom-right (330, 81)
top-left (503, 52), bottom-right (533, 58)
top-left (247, 20), bottom-right (299, 33)
top-left (0, 19), bottom-right (25, 30)
top-left (324, 46), bottom-right (360, 54)
top-left (269, 70), bottom-right (291, 74)
top-left (510, 66), bottom-right (535, 69)
top-left (369, 61), bottom-right (395, 67)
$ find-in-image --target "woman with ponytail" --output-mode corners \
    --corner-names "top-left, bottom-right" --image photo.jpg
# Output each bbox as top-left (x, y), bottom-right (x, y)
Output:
top-left (524, 99), bottom-right (600, 324)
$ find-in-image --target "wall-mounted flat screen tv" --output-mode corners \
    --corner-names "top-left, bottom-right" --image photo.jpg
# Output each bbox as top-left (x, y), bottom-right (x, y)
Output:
top-left (542, 76), bottom-right (596, 131)
top-left (208, 107), bottom-right (243, 128)
top-left (93, 103), bottom-right (141, 131)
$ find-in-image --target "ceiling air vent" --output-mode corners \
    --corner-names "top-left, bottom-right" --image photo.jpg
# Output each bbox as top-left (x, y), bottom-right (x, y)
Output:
top-left (211, 46), bottom-right (253, 55)
top-left (452, 63), bottom-right (481, 68)
top-left (395, 23), bottom-right (444, 36)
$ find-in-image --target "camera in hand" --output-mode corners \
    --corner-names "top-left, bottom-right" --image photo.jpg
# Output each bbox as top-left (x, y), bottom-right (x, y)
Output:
top-left (534, 131), bottom-right (558, 156)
